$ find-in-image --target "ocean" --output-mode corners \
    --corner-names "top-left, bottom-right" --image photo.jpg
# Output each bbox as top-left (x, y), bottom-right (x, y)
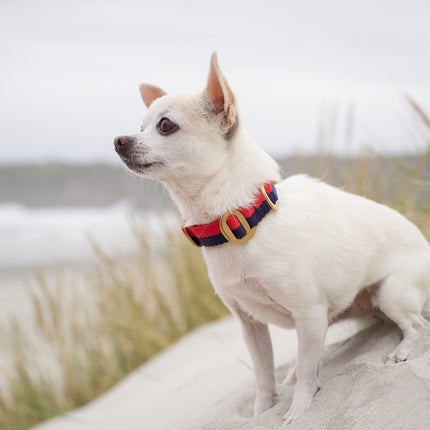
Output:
top-left (0, 202), bottom-right (143, 276)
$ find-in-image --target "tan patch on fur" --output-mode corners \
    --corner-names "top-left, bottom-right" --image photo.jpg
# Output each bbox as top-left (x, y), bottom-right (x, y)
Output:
top-left (338, 282), bottom-right (386, 321)
top-left (349, 284), bottom-right (380, 316)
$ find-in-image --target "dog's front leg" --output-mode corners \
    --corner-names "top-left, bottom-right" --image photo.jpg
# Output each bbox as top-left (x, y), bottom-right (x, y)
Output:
top-left (239, 308), bottom-right (277, 416)
top-left (222, 295), bottom-right (276, 415)
top-left (283, 306), bottom-right (328, 425)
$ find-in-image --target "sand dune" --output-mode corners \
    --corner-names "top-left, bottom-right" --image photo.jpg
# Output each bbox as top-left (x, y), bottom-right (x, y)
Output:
top-left (30, 317), bottom-right (430, 430)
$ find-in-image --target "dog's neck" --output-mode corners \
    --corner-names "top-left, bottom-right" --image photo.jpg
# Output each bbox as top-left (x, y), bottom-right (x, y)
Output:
top-left (164, 129), bottom-right (281, 226)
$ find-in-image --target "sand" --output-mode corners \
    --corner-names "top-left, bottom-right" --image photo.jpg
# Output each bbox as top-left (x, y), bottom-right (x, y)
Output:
top-left (29, 315), bottom-right (430, 430)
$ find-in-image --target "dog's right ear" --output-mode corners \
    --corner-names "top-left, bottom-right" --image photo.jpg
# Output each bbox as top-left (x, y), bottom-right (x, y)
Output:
top-left (139, 83), bottom-right (167, 108)
top-left (203, 53), bottom-right (238, 137)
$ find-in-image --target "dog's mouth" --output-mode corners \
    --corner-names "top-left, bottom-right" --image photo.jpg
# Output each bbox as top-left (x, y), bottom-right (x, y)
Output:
top-left (121, 157), bottom-right (163, 171)
top-left (115, 145), bottom-right (163, 172)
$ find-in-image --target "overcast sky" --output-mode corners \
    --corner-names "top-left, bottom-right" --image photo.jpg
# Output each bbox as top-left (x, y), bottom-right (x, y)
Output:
top-left (1, 0), bottom-right (430, 164)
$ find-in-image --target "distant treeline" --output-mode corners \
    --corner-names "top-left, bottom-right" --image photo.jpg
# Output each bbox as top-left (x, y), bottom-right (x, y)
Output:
top-left (0, 156), bottom-right (429, 208)
top-left (0, 163), bottom-right (171, 208)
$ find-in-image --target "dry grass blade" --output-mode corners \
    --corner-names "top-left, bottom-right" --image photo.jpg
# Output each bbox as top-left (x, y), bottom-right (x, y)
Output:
top-left (405, 94), bottom-right (430, 129)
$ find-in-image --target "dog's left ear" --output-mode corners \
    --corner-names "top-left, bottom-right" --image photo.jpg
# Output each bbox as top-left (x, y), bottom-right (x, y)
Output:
top-left (203, 53), bottom-right (238, 137)
top-left (139, 83), bottom-right (167, 108)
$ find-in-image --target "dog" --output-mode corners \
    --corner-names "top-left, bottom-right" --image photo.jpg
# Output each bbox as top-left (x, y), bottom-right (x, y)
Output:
top-left (114, 53), bottom-right (430, 424)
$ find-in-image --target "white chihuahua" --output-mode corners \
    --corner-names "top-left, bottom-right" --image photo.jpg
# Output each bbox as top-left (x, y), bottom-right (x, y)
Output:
top-left (114, 53), bottom-right (430, 425)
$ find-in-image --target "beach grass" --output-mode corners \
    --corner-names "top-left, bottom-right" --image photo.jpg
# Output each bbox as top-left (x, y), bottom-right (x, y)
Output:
top-left (0, 96), bottom-right (429, 430)
top-left (0, 226), bottom-right (229, 430)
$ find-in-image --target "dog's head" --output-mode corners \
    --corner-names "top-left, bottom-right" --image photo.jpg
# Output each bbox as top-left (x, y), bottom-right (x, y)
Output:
top-left (114, 53), bottom-right (239, 182)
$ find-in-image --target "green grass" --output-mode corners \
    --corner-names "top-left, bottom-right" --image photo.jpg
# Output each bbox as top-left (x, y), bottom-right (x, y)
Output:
top-left (0, 96), bottom-right (429, 430)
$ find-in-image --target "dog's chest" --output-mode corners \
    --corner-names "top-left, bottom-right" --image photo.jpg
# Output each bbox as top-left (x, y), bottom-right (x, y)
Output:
top-left (230, 277), bottom-right (295, 328)
top-left (204, 247), bottom-right (295, 328)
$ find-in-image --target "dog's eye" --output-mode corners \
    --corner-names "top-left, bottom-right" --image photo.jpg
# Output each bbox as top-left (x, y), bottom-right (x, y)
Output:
top-left (157, 117), bottom-right (178, 135)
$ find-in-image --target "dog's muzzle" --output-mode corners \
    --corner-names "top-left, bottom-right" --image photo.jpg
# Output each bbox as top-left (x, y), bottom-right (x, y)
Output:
top-left (114, 135), bottom-right (135, 161)
top-left (114, 136), bottom-right (134, 158)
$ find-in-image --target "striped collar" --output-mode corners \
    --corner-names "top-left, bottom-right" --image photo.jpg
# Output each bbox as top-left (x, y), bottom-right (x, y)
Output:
top-left (181, 182), bottom-right (278, 247)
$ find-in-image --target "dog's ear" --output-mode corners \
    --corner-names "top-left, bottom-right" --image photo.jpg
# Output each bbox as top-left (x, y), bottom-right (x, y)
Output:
top-left (139, 83), bottom-right (167, 108)
top-left (203, 53), bottom-right (238, 137)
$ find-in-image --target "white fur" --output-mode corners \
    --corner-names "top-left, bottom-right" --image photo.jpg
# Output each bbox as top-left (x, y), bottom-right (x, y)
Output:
top-left (115, 54), bottom-right (430, 425)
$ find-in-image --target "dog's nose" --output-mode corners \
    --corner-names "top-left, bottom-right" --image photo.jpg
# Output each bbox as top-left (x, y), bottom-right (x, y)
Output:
top-left (114, 135), bottom-right (132, 150)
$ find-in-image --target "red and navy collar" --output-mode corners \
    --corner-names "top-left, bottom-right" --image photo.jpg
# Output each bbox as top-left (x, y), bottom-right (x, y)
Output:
top-left (181, 182), bottom-right (278, 247)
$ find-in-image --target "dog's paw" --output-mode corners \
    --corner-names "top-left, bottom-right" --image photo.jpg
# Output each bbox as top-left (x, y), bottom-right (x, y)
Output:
top-left (385, 351), bottom-right (408, 364)
top-left (253, 393), bottom-right (275, 416)
top-left (282, 382), bottom-right (318, 425)
top-left (282, 403), bottom-right (307, 426)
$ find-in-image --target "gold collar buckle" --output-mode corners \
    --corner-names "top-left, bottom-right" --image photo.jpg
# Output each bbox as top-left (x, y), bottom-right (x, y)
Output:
top-left (219, 210), bottom-right (256, 244)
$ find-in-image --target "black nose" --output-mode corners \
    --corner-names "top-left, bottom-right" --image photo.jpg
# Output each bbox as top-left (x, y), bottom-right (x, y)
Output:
top-left (114, 135), bottom-right (134, 151)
